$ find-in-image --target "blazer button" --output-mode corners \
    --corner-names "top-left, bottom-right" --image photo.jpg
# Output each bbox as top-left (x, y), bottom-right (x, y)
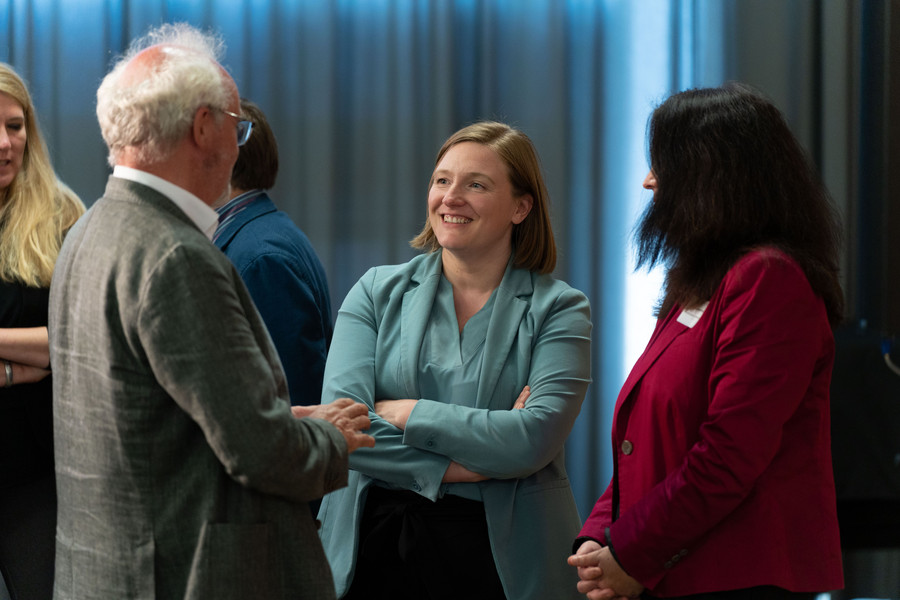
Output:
top-left (621, 440), bottom-right (634, 455)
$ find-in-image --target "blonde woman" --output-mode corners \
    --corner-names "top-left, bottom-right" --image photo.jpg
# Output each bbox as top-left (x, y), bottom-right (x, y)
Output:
top-left (0, 63), bottom-right (84, 600)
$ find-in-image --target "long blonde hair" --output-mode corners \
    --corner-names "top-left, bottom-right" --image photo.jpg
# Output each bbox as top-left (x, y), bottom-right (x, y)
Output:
top-left (0, 63), bottom-right (84, 287)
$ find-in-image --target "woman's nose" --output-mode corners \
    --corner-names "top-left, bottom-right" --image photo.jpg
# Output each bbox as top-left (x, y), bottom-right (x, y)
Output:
top-left (442, 184), bottom-right (464, 205)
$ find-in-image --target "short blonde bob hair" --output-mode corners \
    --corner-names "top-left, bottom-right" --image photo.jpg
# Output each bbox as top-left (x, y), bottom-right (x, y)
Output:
top-left (410, 121), bottom-right (557, 274)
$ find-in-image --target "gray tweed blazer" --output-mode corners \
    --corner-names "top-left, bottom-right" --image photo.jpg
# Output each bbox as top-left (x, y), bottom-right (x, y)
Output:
top-left (49, 176), bottom-right (346, 599)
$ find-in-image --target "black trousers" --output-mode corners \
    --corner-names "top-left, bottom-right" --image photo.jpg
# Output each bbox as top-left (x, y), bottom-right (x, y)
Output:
top-left (0, 475), bottom-right (56, 600)
top-left (344, 486), bottom-right (506, 600)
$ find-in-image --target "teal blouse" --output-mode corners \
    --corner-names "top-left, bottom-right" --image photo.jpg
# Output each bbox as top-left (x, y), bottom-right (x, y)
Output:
top-left (419, 275), bottom-right (497, 501)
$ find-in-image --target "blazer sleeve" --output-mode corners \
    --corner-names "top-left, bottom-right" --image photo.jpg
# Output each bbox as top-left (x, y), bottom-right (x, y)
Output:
top-left (402, 285), bottom-right (592, 479)
top-left (578, 478), bottom-right (614, 548)
top-left (237, 250), bottom-right (330, 407)
top-left (321, 269), bottom-right (451, 501)
top-left (607, 253), bottom-right (831, 586)
top-left (137, 242), bottom-right (348, 503)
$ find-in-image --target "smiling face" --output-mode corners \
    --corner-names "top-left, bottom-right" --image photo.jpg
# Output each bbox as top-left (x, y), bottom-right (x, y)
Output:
top-left (0, 92), bottom-right (27, 197)
top-left (427, 141), bottom-right (532, 263)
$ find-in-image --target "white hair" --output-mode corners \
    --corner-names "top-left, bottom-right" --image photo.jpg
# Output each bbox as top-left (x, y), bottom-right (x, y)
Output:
top-left (96, 23), bottom-right (232, 166)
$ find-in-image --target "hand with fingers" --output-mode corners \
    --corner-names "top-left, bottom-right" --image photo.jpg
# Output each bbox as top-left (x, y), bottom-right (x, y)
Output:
top-left (292, 398), bottom-right (375, 453)
top-left (512, 385), bottom-right (531, 409)
top-left (568, 540), bottom-right (644, 600)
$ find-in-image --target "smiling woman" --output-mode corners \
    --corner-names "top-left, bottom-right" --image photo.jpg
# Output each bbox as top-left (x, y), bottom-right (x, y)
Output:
top-left (425, 141), bottom-right (532, 307)
top-left (317, 121), bottom-right (592, 600)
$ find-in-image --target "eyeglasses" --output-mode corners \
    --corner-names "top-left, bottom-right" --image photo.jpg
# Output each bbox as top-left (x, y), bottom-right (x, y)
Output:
top-left (217, 108), bottom-right (254, 147)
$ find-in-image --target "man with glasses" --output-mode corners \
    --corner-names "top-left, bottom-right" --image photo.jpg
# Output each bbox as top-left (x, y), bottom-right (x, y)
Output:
top-left (48, 23), bottom-right (373, 600)
top-left (219, 107), bottom-right (254, 147)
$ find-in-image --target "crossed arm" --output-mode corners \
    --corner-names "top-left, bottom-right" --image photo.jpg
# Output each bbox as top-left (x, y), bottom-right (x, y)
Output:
top-left (373, 385), bottom-right (531, 482)
top-left (0, 326), bottom-right (52, 386)
top-left (321, 270), bottom-right (592, 498)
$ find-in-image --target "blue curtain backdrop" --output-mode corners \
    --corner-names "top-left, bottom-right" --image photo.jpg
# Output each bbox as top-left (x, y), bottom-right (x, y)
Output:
top-left (8, 2), bottom-right (900, 598)
top-left (3, 0), bottom-right (776, 518)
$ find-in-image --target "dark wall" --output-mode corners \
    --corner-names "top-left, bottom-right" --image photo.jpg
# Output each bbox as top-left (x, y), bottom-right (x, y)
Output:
top-left (726, 3), bottom-right (900, 590)
top-left (830, 0), bottom-right (900, 554)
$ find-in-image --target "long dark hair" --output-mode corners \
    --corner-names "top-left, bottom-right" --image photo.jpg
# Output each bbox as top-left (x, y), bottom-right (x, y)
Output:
top-left (635, 82), bottom-right (844, 326)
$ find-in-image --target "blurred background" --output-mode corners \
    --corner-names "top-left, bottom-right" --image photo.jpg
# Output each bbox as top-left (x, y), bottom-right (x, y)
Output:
top-left (1, 0), bottom-right (898, 597)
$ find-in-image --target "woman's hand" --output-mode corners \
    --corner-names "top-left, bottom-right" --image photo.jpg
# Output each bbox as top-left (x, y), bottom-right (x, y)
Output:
top-left (373, 399), bottom-right (417, 430)
top-left (567, 541), bottom-right (643, 600)
top-left (442, 460), bottom-right (488, 482)
top-left (512, 385), bottom-right (531, 409)
top-left (568, 540), bottom-right (607, 597)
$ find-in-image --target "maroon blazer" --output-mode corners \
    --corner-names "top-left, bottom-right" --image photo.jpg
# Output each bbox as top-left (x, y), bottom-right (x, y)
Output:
top-left (580, 248), bottom-right (843, 596)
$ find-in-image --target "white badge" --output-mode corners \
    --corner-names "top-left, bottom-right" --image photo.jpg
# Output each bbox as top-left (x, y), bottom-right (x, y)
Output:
top-left (676, 302), bottom-right (709, 328)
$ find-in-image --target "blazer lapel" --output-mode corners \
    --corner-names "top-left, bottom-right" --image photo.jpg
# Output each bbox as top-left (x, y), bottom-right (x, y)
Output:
top-left (398, 253), bottom-right (443, 398)
top-left (476, 261), bottom-right (530, 409)
top-left (615, 307), bottom-right (692, 410)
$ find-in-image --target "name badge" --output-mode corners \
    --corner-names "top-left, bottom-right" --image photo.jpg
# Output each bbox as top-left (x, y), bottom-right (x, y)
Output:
top-left (677, 302), bottom-right (709, 328)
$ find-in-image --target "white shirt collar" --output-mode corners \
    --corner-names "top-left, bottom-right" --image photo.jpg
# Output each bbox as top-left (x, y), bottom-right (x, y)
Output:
top-left (112, 165), bottom-right (219, 240)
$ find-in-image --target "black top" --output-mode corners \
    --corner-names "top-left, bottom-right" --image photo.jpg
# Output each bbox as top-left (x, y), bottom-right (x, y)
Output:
top-left (0, 277), bottom-right (54, 489)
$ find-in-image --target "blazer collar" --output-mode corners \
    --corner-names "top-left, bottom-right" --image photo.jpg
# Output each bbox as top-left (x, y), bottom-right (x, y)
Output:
top-left (614, 306), bottom-right (693, 410)
top-left (399, 252), bottom-right (533, 407)
top-left (106, 176), bottom-right (198, 232)
top-left (478, 260), bottom-right (531, 408)
top-left (398, 253), bottom-right (442, 398)
top-left (213, 192), bottom-right (277, 250)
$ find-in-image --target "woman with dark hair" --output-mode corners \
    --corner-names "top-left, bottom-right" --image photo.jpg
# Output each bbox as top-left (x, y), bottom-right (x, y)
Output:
top-left (569, 83), bottom-right (844, 599)
top-left (318, 121), bottom-right (591, 599)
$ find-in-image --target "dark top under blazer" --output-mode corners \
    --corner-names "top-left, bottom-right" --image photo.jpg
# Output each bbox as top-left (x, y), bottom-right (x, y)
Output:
top-left (0, 279), bottom-right (53, 487)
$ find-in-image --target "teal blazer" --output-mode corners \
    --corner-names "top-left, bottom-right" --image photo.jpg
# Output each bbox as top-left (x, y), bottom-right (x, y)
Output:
top-left (318, 251), bottom-right (591, 599)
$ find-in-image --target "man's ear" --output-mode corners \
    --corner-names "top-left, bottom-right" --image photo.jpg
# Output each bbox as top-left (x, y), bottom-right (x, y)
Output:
top-left (191, 106), bottom-right (215, 148)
